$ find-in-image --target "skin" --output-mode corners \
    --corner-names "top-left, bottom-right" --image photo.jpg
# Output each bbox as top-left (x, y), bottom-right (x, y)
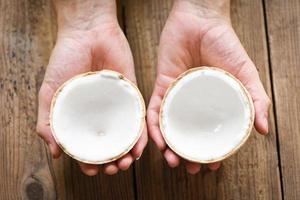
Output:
top-left (38, 0), bottom-right (270, 176)
top-left (36, 0), bottom-right (147, 176)
top-left (147, 0), bottom-right (271, 174)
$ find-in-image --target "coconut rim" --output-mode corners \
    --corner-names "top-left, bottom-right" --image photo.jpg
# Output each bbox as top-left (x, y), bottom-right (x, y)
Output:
top-left (159, 66), bottom-right (255, 164)
top-left (49, 70), bottom-right (146, 165)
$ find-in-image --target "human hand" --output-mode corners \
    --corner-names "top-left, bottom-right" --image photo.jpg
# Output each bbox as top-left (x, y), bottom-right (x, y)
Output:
top-left (147, 0), bottom-right (271, 174)
top-left (36, 0), bottom-right (147, 176)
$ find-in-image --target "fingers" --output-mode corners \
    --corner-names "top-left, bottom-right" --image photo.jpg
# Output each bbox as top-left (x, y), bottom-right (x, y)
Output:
top-left (104, 162), bottom-right (119, 175)
top-left (234, 62), bottom-right (271, 135)
top-left (252, 87), bottom-right (271, 134)
top-left (77, 156), bottom-right (221, 176)
top-left (37, 84), bottom-right (62, 158)
top-left (164, 150), bottom-right (221, 174)
top-left (37, 39), bottom-right (92, 158)
top-left (185, 162), bottom-right (201, 174)
top-left (131, 126), bottom-right (148, 159)
top-left (95, 113), bottom-right (147, 175)
top-left (239, 67), bottom-right (271, 135)
top-left (208, 162), bottom-right (221, 171)
top-left (117, 153), bottom-right (134, 171)
top-left (147, 72), bottom-right (178, 151)
top-left (200, 26), bottom-right (271, 135)
top-left (147, 92), bottom-right (166, 151)
top-left (78, 162), bottom-right (99, 176)
top-left (185, 161), bottom-right (220, 174)
top-left (184, 162), bottom-right (220, 174)
top-left (164, 149), bottom-right (180, 168)
top-left (184, 160), bottom-right (220, 174)
top-left (36, 125), bottom-right (62, 158)
top-left (233, 44), bottom-right (271, 135)
top-left (78, 153), bottom-right (135, 176)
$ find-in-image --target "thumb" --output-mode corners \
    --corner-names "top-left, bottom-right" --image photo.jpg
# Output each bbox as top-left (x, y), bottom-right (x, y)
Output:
top-left (236, 63), bottom-right (271, 135)
top-left (37, 83), bottom-right (62, 158)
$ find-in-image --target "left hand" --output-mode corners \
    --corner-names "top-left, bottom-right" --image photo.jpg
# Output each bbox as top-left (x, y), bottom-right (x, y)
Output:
top-left (147, 0), bottom-right (271, 174)
top-left (37, 0), bottom-right (147, 176)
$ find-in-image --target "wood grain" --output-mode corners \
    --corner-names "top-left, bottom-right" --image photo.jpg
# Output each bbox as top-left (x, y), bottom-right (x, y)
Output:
top-left (124, 0), bottom-right (281, 199)
top-left (124, 1), bottom-right (175, 199)
top-left (52, 156), bottom-right (136, 200)
top-left (265, 0), bottom-right (300, 199)
top-left (0, 0), bottom-right (57, 199)
top-left (1, 0), bottom-right (297, 199)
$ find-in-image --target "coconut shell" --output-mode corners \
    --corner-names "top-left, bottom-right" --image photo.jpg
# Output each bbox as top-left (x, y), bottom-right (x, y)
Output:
top-left (49, 70), bottom-right (146, 164)
top-left (159, 66), bottom-right (255, 163)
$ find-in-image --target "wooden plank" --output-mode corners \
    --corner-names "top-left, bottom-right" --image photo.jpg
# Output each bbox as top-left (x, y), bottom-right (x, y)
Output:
top-left (124, 1), bottom-right (175, 199)
top-left (0, 0), bottom-right (57, 199)
top-left (0, 0), bottom-right (136, 199)
top-left (265, 0), bottom-right (300, 199)
top-left (224, 1), bottom-right (281, 198)
top-left (124, 0), bottom-right (281, 199)
top-left (52, 157), bottom-right (136, 199)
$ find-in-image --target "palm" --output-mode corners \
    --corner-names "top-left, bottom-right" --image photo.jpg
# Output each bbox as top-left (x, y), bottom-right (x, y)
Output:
top-left (43, 24), bottom-right (135, 87)
top-left (37, 23), bottom-right (147, 176)
top-left (148, 12), bottom-right (270, 174)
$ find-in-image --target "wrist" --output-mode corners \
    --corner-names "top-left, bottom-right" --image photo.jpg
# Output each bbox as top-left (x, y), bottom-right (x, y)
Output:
top-left (172, 0), bottom-right (230, 21)
top-left (54, 0), bottom-right (118, 32)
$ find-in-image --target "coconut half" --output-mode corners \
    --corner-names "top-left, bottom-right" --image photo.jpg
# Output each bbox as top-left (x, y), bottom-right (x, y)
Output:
top-left (50, 70), bottom-right (145, 164)
top-left (160, 67), bottom-right (254, 163)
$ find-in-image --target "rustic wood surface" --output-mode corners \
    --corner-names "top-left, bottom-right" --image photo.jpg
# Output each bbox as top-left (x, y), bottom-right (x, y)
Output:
top-left (265, 0), bottom-right (300, 199)
top-left (0, 0), bottom-right (298, 199)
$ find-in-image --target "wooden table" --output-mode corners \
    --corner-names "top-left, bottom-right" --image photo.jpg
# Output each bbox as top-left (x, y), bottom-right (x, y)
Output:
top-left (0, 0), bottom-right (299, 199)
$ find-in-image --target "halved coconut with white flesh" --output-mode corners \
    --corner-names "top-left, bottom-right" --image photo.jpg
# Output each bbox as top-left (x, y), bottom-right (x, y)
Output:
top-left (50, 70), bottom-right (145, 164)
top-left (160, 67), bottom-right (254, 163)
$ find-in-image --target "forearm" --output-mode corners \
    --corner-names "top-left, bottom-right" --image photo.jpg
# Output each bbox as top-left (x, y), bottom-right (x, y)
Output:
top-left (53, 0), bottom-right (117, 31)
top-left (173, 0), bottom-right (230, 20)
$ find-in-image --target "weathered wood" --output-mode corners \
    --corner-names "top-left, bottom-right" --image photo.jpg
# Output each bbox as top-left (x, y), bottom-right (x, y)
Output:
top-left (52, 156), bottom-right (136, 200)
top-left (124, 1), bottom-right (176, 199)
top-left (0, 0), bottom-right (57, 199)
top-left (3, 0), bottom-right (297, 198)
top-left (124, 0), bottom-right (281, 199)
top-left (265, 0), bottom-right (300, 199)
top-left (224, 1), bottom-right (281, 198)
top-left (0, 0), bottom-right (136, 199)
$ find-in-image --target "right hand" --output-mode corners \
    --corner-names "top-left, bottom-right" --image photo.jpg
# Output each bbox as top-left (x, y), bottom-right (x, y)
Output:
top-left (147, 0), bottom-right (270, 174)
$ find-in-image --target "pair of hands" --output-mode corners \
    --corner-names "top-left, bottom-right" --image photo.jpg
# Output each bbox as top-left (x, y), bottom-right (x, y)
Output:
top-left (37, 0), bottom-right (270, 176)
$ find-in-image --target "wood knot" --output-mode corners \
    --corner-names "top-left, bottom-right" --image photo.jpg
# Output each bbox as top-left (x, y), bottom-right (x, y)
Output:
top-left (25, 178), bottom-right (44, 200)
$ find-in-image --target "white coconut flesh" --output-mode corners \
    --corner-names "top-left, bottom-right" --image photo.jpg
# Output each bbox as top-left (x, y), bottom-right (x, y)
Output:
top-left (51, 70), bottom-right (145, 164)
top-left (160, 67), bottom-right (254, 163)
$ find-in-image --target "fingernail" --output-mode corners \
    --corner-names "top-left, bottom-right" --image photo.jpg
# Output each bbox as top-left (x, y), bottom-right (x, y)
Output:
top-left (136, 155), bottom-right (142, 160)
top-left (48, 143), bottom-right (57, 158)
top-left (264, 117), bottom-right (269, 134)
top-left (84, 168), bottom-right (98, 176)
